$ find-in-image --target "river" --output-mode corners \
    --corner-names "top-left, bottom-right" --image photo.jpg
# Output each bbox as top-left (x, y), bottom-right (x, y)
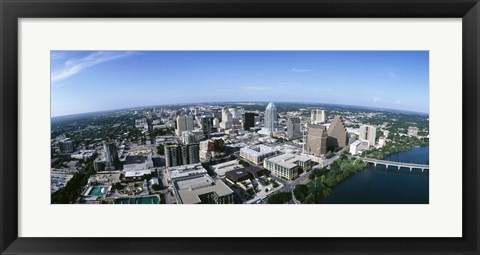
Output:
top-left (319, 146), bottom-right (429, 204)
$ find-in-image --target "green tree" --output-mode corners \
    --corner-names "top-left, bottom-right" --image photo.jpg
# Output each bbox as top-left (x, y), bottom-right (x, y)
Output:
top-left (293, 184), bottom-right (309, 203)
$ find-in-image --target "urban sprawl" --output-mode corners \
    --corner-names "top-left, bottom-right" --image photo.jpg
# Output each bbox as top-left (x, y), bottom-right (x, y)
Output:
top-left (51, 102), bottom-right (429, 204)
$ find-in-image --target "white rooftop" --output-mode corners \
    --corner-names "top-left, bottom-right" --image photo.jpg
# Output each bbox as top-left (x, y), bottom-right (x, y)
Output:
top-left (266, 153), bottom-right (311, 169)
top-left (176, 177), bottom-right (234, 204)
top-left (240, 145), bottom-right (275, 156)
top-left (168, 163), bottom-right (208, 181)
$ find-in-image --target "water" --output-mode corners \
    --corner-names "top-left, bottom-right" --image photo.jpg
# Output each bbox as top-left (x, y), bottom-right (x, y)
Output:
top-left (320, 146), bottom-right (429, 204)
top-left (88, 186), bottom-right (105, 196)
top-left (114, 195), bottom-right (160, 204)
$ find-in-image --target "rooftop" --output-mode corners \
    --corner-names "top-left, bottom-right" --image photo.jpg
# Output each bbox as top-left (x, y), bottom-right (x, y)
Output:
top-left (266, 153), bottom-right (311, 169)
top-left (168, 163), bottom-right (208, 181)
top-left (176, 177), bottom-right (233, 204)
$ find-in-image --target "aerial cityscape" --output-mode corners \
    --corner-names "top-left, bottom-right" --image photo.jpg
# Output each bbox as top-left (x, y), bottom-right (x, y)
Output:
top-left (51, 51), bottom-right (429, 204)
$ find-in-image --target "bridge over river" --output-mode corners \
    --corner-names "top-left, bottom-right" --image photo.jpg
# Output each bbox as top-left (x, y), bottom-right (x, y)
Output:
top-left (356, 157), bottom-right (429, 172)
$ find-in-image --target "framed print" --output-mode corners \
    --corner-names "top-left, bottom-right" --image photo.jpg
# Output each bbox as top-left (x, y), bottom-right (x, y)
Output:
top-left (1, 0), bottom-right (479, 254)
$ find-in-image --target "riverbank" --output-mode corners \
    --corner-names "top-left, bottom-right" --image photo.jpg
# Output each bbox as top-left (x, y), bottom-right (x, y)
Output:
top-left (362, 134), bottom-right (428, 160)
top-left (293, 156), bottom-right (366, 204)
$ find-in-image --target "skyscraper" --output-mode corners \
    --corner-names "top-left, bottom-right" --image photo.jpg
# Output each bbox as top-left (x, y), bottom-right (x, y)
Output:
top-left (264, 102), bottom-right (278, 132)
top-left (176, 115), bottom-right (194, 136)
top-left (220, 107), bottom-right (233, 130)
top-left (200, 116), bottom-right (213, 135)
top-left (305, 125), bottom-right (328, 156)
top-left (164, 143), bottom-right (199, 167)
top-left (164, 144), bottom-right (180, 167)
top-left (327, 115), bottom-right (348, 149)
top-left (311, 109), bottom-right (326, 124)
top-left (359, 124), bottom-right (377, 146)
top-left (244, 112), bottom-right (256, 131)
top-left (103, 140), bottom-right (119, 171)
top-left (187, 144), bottom-right (200, 164)
top-left (287, 117), bottom-right (302, 139)
top-left (59, 138), bottom-right (74, 154)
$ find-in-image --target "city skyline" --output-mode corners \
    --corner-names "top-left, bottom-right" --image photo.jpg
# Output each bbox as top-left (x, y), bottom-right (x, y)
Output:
top-left (51, 51), bottom-right (429, 117)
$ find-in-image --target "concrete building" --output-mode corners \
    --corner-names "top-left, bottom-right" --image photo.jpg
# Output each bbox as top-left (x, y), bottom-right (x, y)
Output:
top-left (71, 150), bottom-right (96, 160)
top-left (349, 140), bottom-right (369, 155)
top-left (199, 138), bottom-right (225, 160)
top-left (263, 154), bottom-right (312, 181)
top-left (408, 126), bottom-right (419, 137)
top-left (175, 115), bottom-right (194, 136)
top-left (59, 138), bottom-right (74, 154)
top-left (225, 166), bottom-right (265, 183)
top-left (176, 176), bottom-right (234, 204)
top-left (287, 117), bottom-right (302, 139)
top-left (200, 115), bottom-right (213, 135)
top-left (311, 109), bottom-right (326, 124)
top-left (327, 115), bottom-right (348, 149)
top-left (182, 131), bottom-right (195, 144)
top-left (359, 124), bottom-right (377, 146)
top-left (187, 144), bottom-right (200, 165)
top-left (383, 130), bottom-right (390, 138)
top-left (168, 164), bottom-right (234, 204)
top-left (93, 157), bottom-right (106, 172)
top-left (213, 118), bottom-right (220, 128)
top-left (135, 118), bottom-right (147, 129)
top-left (244, 112), bottom-right (256, 131)
top-left (103, 140), bottom-right (119, 171)
top-left (220, 107), bottom-right (233, 130)
top-left (240, 145), bottom-right (277, 165)
top-left (164, 143), bottom-right (199, 167)
top-left (164, 144), bottom-right (180, 167)
top-left (123, 155), bottom-right (154, 171)
top-left (378, 138), bottom-right (387, 148)
top-left (305, 125), bottom-right (328, 156)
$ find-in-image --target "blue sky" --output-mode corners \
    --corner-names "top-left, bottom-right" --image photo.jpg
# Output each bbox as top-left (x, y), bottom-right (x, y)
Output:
top-left (51, 51), bottom-right (429, 117)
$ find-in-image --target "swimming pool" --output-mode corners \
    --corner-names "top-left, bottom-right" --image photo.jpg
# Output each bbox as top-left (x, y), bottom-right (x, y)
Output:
top-left (88, 186), bottom-right (106, 196)
top-left (114, 195), bottom-right (160, 204)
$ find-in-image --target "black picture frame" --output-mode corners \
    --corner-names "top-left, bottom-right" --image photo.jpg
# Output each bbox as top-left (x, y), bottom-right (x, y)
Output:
top-left (1, 0), bottom-right (479, 254)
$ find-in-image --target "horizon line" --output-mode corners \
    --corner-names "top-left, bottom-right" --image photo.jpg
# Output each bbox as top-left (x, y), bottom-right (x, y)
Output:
top-left (51, 101), bottom-right (429, 119)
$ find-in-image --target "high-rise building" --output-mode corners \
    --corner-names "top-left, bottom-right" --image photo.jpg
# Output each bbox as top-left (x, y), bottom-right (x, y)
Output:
top-left (327, 116), bottom-right (348, 149)
top-left (187, 144), bottom-right (200, 164)
top-left (311, 109), bottom-right (326, 124)
top-left (305, 125), bottom-right (328, 156)
top-left (264, 102), bottom-right (278, 132)
top-left (164, 143), bottom-right (199, 167)
top-left (164, 144), bottom-right (180, 167)
top-left (176, 115), bottom-right (194, 136)
top-left (287, 117), bottom-right (302, 139)
top-left (182, 131), bottom-right (195, 144)
top-left (200, 116), bottom-right (213, 135)
top-left (220, 107), bottom-right (233, 130)
top-left (103, 140), bottom-right (119, 171)
top-left (359, 124), bottom-right (377, 146)
top-left (244, 112), bottom-right (256, 131)
top-left (213, 118), bottom-right (220, 128)
top-left (59, 138), bottom-right (74, 154)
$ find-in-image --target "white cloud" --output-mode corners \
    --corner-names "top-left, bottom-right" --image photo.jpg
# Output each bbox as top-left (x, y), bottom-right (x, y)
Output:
top-left (290, 68), bottom-right (312, 73)
top-left (51, 51), bottom-right (134, 83)
top-left (384, 66), bottom-right (400, 80)
top-left (372, 97), bottom-right (382, 103)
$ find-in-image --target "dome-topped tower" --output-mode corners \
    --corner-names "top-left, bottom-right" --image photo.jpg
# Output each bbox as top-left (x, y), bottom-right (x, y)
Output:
top-left (264, 102), bottom-right (278, 132)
